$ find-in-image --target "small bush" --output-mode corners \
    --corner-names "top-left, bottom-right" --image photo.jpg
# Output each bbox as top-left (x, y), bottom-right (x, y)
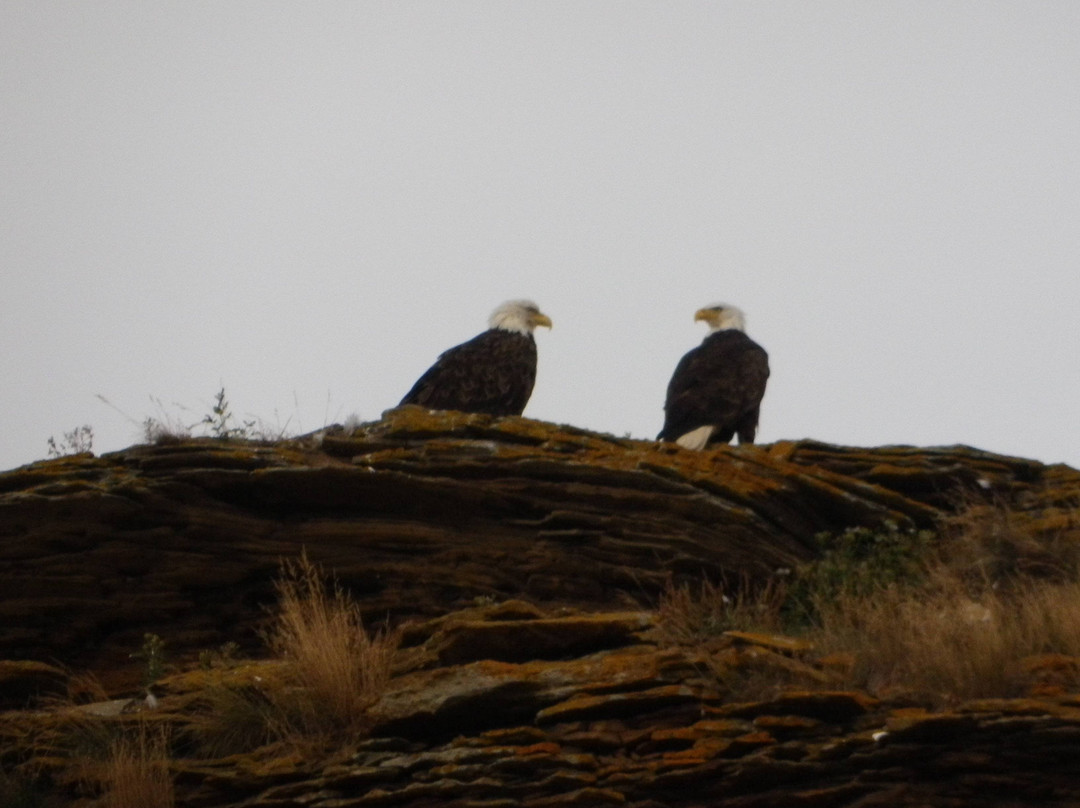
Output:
top-left (129, 634), bottom-right (167, 687)
top-left (201, 387), bottom-right (255, 440)
top-left (265, 554), bottom-right (398, 740)
top-left (189, 555), bottom-right (398, 755)
top-left (784, 522), bottom-right (935, 627)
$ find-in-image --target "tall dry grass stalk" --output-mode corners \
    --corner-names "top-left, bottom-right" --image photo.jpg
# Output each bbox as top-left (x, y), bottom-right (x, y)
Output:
top-left (265, 553), bottom-right (398, 739)
top-left (99, 722), bottom-right (173, 808)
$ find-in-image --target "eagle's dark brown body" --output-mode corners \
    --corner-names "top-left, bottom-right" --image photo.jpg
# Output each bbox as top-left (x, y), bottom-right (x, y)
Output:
top-left (658, 329), bottom-right (770, 446)
top-left (400, 329), bottom-right (538, 417)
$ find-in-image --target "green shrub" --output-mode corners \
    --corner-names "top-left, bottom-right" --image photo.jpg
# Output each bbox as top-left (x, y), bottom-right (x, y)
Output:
top-left (784, 522), bottom-right (936, 627)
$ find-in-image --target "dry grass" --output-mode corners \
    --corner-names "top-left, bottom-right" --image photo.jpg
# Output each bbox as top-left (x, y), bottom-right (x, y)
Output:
top-left (660, 501), bottom-right (1080, 705)
top-left (97, 722), bottom-right (173, 808)
top-left (939, 496), bottom-right (1080, 586)
top-left (806, 503), bottom-right (1080, 703)
top-left (189, 681), bottom-right (280, 759)
top-left (182, 554), bottom-right (402, 757)
top-left (262, 552), bottom-right (399, 741)
top-left (657, 575), bottom-right (832, 702)
top-left (809, 574), bottom-right (1080, 702)
top-left (64, 671), bottom-right (111, 705)
top-left (657, 575), bottom-right (787, 644)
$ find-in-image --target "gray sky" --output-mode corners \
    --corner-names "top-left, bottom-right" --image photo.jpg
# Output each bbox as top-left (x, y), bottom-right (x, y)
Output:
top-left (3, 2), bottom-right (1079, 472)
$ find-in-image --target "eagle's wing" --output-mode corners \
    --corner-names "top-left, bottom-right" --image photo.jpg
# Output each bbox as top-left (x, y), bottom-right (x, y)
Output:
top-left (659, 332), bottom-right (769, 444)
top-left (400, 330), bottom-right (538, 416)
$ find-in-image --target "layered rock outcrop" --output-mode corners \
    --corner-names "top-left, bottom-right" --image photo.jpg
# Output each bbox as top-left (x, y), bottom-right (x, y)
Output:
top-left (160, 607), bottom-right (1080, 808)
top-left (2, 409), bottom-right (1079, 806)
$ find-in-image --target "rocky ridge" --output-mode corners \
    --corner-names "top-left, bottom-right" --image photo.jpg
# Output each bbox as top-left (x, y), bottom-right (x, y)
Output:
top-left (2, 408), bottom-right (1080, 806)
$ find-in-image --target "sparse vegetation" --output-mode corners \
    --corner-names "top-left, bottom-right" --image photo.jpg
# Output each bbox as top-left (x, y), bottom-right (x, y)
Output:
top-left (95, 721), bottom-right (174, 808)
top-left (658, 575), bottom-right (787, 644)
top-left (12, 553), bottom-right (400, 790)
top-left (65, 670), bottom-right (111, 705)
top-left (939, 494), bottom-right (1080, 586)
top-left (97, 383), bottom-right (346, 451)
top-left (808, 572), bottom-right (1080, 701)
top-left (805, 502), bottom-right (1080, 702)
top-left (660, 500), bottom-right (1080, 705)
top-left (140, 396), bottom-right (191, 444)
top-left (22, 707), bottom-right (173, 808)
top-left (200, 387), bottom-right (256, 440)
top-left (100, 386), bottom-right (289, 447)
top-left (129, 634), bottom-right (167, 687)
top-left (142, 386), bottom-right (256, 443)
top-left (198, 641), bottom-right (240, 671)
top-left (190, 680), bottom-right (281, 759)
top-left (46, 425), bottom-right (94, 458)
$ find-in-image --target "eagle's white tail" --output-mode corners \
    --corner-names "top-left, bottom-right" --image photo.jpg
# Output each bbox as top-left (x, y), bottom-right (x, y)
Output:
top-left (676, 425), bottom-right (714, 451)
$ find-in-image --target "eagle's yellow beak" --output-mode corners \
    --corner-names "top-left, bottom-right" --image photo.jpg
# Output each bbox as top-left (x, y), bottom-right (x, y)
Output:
top-left (532, 312), bottom-right (553, 330)
top-left (693, 308), bottom-right (717, 327)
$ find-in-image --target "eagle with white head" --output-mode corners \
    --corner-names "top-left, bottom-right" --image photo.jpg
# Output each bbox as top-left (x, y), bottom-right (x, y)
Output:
top-left (399, 300), bottom-right (552, 416)
top-left (658, 303), bottom-right (770, 449)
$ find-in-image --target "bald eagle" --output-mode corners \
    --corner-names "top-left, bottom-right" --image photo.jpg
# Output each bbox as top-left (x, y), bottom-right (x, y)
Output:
top-left (399, 300), bottom-right (552, 416)
top-left (658, 304), bottom-right (770, 449)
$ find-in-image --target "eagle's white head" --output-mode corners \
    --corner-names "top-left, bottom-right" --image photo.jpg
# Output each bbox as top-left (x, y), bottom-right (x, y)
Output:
top-left (489, 300), bottom-right (553, 336)
top-left (694, 303), bottom-right (746, 333)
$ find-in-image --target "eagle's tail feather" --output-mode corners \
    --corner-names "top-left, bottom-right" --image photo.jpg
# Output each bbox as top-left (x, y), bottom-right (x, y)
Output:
top-left (675, 425), bottom-right (714, 451)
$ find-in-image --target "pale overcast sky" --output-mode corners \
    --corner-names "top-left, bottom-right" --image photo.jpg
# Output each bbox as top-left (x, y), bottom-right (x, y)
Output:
top-left (2, 2), bottom-right (1078, 472)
